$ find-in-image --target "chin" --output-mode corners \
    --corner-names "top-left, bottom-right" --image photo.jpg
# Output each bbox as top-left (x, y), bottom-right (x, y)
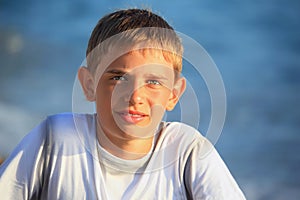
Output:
top-left (117, 123), bottom-right (158, 139)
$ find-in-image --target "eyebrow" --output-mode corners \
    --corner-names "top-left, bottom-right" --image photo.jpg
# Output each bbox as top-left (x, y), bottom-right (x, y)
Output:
top-left (105, 69), bottom-right (170, 81)
top-left (104, 69), bottom-right (126, 75)
top-left (143, 73), bottom-right (169, 81)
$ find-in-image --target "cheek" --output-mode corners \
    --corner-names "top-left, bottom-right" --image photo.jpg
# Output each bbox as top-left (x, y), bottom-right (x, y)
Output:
top-left (149, 89), bottom-right (172, 107)
top-left (96, 84), bottom-right (114, 109)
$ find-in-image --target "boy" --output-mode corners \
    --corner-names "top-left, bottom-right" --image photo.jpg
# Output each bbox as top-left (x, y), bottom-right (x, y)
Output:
top-left (0, 8), bottom-right (246, 199)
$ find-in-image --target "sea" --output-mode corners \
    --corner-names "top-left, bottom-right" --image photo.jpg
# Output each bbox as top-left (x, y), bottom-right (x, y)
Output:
top-left (0, 0), bottom-right (300, 199)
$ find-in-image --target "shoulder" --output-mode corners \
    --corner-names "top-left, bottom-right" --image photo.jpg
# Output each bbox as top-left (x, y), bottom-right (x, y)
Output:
top-left (147, 122), bottom-right (213, 174)
top-left (159, 121), bottom-right (219, 164)
top-left (45, 113), bottom-right (96, 148)
top-left (46, 112), bottom-right (95, 133)
top-left (46, 112), bottom-right (92, 127)
top-left (154, 122), bottom-right (207, 162)
top-left (161, 121), bottom-right (206, 147)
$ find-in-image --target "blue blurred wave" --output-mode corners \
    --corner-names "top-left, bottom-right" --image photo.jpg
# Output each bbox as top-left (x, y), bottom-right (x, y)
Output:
top-left (1, 0), bottom-right (300, 199)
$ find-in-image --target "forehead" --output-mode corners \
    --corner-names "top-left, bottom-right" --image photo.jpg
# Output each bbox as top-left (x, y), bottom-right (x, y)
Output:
top-left (93, 48), bottom-right (177, 81)
top-left (108, 49), bottom-right (174, 70)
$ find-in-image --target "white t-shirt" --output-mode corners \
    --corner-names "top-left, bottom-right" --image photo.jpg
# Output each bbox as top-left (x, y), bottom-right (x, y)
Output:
top-left (0, 113), bottom-right (246, 199)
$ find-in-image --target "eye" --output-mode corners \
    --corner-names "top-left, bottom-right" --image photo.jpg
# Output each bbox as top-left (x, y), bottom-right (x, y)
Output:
top-left (111, 76), bottom-right (127, 81)
top-left (147, 80), bottom-right (161, 85)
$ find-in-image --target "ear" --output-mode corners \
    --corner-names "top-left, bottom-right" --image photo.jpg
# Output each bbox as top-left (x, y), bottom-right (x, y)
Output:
top-left (78, 66), bottom-right (96, 101)
top-left (166, 77), bottom-right (186, 111)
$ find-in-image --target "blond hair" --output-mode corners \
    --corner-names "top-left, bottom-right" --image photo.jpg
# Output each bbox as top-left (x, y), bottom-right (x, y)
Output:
top-left (86, 9), bottom-right (183, 75)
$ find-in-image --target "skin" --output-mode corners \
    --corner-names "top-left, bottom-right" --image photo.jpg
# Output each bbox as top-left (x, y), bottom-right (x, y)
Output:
top-left (78, 50), bottom-right (186, 159)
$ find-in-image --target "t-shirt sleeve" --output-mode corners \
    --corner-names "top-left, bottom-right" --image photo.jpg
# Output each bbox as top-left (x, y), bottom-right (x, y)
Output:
top-left (184, 139), bottom-right (246, 200)
top-left (0, 119), bottom-right (48, 200)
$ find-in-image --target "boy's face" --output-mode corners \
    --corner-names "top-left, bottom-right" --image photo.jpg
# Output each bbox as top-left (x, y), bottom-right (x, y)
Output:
top-left (82, 50), bottom-right (185, 140)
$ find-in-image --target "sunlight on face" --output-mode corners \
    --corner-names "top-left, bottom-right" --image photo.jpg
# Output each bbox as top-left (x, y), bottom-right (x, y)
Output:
top-left (96, 50), bottom-right (177, 139)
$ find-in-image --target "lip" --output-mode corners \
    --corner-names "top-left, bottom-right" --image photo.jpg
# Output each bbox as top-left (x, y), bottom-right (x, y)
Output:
top-left (116, 110), bottom-right (148, 124)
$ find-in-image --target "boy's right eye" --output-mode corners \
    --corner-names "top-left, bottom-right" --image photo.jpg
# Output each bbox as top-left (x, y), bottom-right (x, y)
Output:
top-left (111, 76), bottom-right (127, 81)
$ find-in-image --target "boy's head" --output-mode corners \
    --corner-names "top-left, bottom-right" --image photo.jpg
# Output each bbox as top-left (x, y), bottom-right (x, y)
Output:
top-left (86, 8), bottom-right (183, 76)
top-left (79, 8), bottom-right (186, 140)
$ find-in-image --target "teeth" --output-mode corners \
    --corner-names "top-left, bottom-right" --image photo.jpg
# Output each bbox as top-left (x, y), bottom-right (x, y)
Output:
top-left (122, 113), bottom-right (143, 117)
top-left (128, 113), bottom-right (142, 117)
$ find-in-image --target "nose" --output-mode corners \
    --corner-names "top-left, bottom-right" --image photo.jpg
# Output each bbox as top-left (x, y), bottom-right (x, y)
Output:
top-left (112, 74), bottom-right (146, 106)
top-left (129, 85), bottom-right (145, 106)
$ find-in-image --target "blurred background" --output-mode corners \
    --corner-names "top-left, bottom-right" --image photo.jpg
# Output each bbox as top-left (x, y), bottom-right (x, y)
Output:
top-left (0, 0), bottom-right (299, 199)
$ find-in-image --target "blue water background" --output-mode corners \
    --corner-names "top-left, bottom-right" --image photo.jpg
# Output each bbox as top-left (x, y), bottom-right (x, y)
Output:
top-left (1, 0), bottom-right (300, 199)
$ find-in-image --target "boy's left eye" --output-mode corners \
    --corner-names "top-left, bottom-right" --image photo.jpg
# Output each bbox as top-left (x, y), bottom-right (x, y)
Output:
top-left (147, 80), bottom-right (161, 85)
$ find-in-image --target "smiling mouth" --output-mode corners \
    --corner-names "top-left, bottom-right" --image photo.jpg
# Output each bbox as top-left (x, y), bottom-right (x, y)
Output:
top-left (116, 110), bottom-right (148, 124)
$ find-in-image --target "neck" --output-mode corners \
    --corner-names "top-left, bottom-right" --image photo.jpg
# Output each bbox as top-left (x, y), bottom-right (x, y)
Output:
top-left (96, 125), bottom-right (155, 160)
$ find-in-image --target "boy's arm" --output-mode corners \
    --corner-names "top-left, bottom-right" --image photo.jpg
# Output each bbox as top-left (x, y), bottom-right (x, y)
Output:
top-left (0, 119), bottom-right (48, 199)
top-left (184, 139), bottom-right (246, 199)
